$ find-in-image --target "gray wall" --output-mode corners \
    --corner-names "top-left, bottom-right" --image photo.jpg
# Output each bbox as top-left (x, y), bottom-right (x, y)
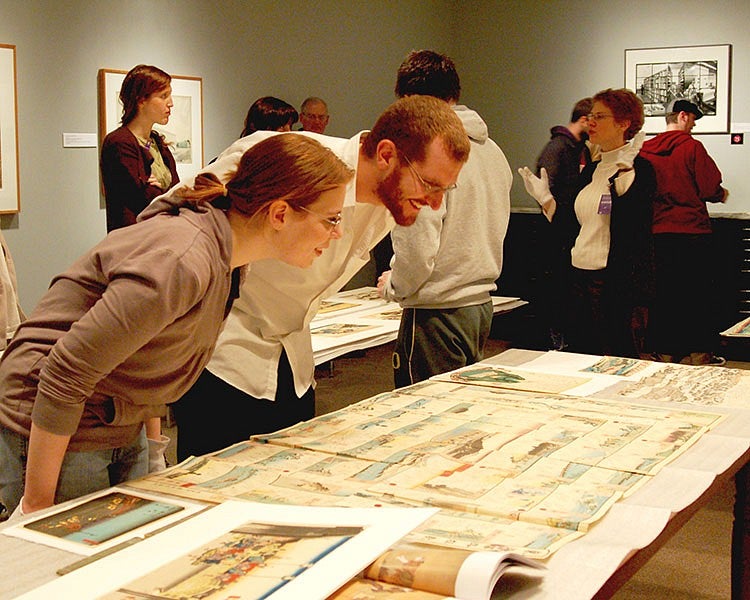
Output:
top-left (1, 0), bottom-right (748, 312)
top-left (0, 0), bottom-right (455, 309)
top-left (452, 0), bottom-right (750, 212)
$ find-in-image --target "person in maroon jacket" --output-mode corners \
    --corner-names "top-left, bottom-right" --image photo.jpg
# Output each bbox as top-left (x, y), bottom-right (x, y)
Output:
top-left (100, 65), bottom-right (182, 461)
top-left (100, 64), bottom-right (180, 233)
top-left (640, 98), bottom-right (728, 366)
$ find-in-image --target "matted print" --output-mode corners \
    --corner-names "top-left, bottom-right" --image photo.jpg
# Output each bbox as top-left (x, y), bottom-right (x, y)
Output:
top-left (98, 68), bottom-right (204, 181)
top-left (0, 44), bottom-right (20, 212)
top-left (2, 488), bottom-right (203, 556)
top-left (625, 44), bottom-right (731, 133)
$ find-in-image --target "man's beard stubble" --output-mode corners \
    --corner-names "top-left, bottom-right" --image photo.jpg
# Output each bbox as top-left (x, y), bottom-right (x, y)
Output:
top-left (376, 169), bottom-right (418, 227)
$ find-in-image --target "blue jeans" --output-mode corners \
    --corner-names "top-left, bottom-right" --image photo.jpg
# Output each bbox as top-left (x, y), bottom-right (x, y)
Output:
top-left (0, 426), bottom-right (148, 513)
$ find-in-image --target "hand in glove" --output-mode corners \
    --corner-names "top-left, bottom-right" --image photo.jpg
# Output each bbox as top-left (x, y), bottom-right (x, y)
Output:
top-left (616, 130), bottom-right (645, 169)
top-left (518, 167), bottom-right (554, 210)
top-left (148, 434), bottom-right (171, 473)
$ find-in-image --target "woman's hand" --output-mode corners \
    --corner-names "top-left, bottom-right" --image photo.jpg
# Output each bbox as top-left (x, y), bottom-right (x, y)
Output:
top-left (23, 423), bottom-right (72, 514)
top-left (518, 167), bottom-right (555, 218)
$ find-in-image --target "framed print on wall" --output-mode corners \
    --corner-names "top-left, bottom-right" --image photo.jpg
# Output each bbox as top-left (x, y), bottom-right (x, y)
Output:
top-left (625, 44), bottom-right (731, 134)
top-left (0, 44), bottom-right (20, 213)
top-left (98, 69), bottom-right (204, 181)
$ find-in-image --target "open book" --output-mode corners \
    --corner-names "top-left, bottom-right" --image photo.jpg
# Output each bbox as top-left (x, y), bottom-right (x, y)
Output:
top-left (329, 542), bottom-right (543, 600)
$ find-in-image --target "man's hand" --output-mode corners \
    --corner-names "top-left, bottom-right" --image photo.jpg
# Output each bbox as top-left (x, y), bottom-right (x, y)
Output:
top-left (377, 270), bottom-right (392, 298)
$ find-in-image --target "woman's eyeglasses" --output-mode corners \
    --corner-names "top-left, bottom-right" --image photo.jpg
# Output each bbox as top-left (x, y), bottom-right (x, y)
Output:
top-left (297, 205), bottom-right (342, 230)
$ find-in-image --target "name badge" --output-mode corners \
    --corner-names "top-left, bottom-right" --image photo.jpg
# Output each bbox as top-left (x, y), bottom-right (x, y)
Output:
top-left (597, 193), bottom-right (612, 215)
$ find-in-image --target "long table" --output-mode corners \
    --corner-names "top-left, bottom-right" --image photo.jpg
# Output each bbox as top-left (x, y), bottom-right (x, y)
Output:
top-left (484, 349), bottom-right (750, 598)
top-left (2, 348), bottom-right (747, 599)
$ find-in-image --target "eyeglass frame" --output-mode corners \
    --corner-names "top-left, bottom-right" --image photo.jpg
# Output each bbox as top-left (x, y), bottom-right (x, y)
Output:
top-left (300, 112), bottom-right (329, 122)
top-left (400, 152), bottom-right (457, 196)
top-left (296, 205), bottom-right (343, 231)
top-left (587, 112), bottom-right (615, 122)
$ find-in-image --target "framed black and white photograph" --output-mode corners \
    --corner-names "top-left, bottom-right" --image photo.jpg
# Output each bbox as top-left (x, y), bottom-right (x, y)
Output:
top-left (98, 68), bottom-right (204, 181)
top-left (625, 44), bottom-right (731, 134)
top-left (0, 43), bottom-right (20, 213)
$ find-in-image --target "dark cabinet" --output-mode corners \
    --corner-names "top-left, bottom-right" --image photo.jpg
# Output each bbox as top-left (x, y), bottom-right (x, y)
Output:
top-left (712, 217), bottom-right (750, 359)
top-left (491, 210), bottom-right (555, 350)
top-left (493, 211), bottom-right (750, 359)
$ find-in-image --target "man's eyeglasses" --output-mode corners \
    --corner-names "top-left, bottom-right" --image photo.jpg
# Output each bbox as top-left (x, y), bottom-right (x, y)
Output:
top-left (297, 205), bottom-right (342, 231)
top-left (587, 112), bottom-right (614, 122)
top-left (401, 154), bottom-right (457, 196)
top-left (301, 113), bottom-right (329, 122)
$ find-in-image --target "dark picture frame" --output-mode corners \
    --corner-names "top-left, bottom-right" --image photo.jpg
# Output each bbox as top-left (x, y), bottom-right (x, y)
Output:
top-left (625, 44), bottom-right (732, 134)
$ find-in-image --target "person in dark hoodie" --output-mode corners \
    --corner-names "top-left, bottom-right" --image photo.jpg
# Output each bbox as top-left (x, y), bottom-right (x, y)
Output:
top-left (535, 97), bottom-right (593, 350)
top-left (640, 98), bottom-right (728, 366)
top-left (0, 135), bottom-right (353, 517)
top-left (100, 65), bottom-right (180, 233)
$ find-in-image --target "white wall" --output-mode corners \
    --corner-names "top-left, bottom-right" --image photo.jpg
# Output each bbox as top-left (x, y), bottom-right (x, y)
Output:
top-left (2, 0), bottom-right (748, 311)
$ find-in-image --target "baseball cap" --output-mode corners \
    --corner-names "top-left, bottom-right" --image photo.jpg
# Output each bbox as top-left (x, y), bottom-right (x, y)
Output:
top-left (667, 98), bottom-right (703, 120)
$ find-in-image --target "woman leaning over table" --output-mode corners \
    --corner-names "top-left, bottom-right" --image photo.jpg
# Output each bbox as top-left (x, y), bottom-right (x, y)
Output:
top-left (520, 88), bottom-right (656, 358)
top-left (0, 135), bottom-right (353, 516)
top-left (100, 64), bottom-right (180, 233)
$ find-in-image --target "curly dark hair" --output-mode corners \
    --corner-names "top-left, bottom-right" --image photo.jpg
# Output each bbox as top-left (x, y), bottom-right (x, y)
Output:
top-left (395, 49), bottom-right (461, 103)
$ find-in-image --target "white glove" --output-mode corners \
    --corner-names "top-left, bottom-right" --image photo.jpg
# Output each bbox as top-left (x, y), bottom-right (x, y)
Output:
top-left (617, 130), bottom-right (645, 169)
top-left (518, 167), bottom-right (554, 209)
top-left (148, 435), bottom-right (170, 473)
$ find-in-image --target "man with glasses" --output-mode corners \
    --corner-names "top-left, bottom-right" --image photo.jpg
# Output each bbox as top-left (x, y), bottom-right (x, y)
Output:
top-left (299, 96), bottom-right (330, 134)
top-left (534, 97), bottom-right (593, 351)
top-left (377, 50), bottom-right (512, 387)
top-left (157, 95), bottom-right (470, 459)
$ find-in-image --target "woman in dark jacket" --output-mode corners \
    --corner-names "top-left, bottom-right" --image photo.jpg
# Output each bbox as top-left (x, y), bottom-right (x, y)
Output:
top-left (521, 88), bottom-right (656, 358)
top-left (100, 64), bottom-right (180, 233)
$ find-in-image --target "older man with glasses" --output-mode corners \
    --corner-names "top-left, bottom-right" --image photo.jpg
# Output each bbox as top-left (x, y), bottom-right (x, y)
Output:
top-left (299, 96), bottom-right (330, 134)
